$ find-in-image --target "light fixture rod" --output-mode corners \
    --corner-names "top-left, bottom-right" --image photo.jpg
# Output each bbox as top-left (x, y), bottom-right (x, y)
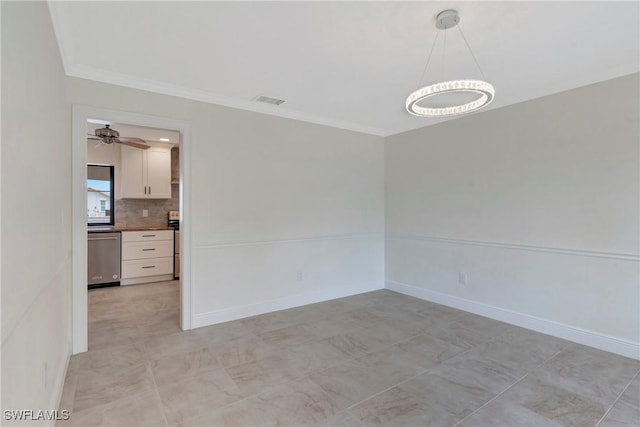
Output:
top-left (457, 25), bottom-right (487, 80)
top-left (442, 23), bottom-right (447, 80)
top-left (417, 30), bottom-right (441, 88)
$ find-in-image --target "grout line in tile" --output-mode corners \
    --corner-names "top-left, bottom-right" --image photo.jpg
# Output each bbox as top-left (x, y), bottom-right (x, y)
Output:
top-left (342, 340), bottom-right (481, 417)
top-left (344, 367), bottom-right (430, 412)
top-left (452, 346), bottom-right (568, 426)
top-left (594, 367), bottom-right (640, 427)
top-left (204, 322), bottom-right (434, 420)
top-left (141, 341), bottom-right (170, 427)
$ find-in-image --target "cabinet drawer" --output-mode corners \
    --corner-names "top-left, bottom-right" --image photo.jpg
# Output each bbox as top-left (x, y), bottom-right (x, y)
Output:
top-left (122, 257), bottom-right (173, 278)
top-left (122, 240), bottom-right (173, 260)
top-left (121, 230), bottom-right (173, 242)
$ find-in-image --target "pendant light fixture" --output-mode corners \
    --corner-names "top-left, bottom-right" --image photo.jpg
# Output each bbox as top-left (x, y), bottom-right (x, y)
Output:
top-left (406, 10), bottom-right (495, 117)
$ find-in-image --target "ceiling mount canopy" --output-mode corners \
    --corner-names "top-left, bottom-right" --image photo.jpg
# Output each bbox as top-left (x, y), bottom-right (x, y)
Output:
top-left (406, 9), bottom-right (495, 118)
top-left (435, 9), bottom-right (460, 30)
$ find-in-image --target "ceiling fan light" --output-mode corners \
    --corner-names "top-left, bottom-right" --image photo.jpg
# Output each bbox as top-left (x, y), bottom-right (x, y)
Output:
top-left (95, 124), bottom-right (119, 139)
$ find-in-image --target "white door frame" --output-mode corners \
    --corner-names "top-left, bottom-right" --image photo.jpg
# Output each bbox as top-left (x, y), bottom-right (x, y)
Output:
top-left (71, 104), bottom-right (192, 354)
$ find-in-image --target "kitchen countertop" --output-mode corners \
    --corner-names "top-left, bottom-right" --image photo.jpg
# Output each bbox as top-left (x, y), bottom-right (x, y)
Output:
top-left (88, 226), bottom-right (174, 233)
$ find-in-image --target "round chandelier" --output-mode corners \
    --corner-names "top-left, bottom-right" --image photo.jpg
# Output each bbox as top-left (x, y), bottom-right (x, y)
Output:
top-left (406, 10), bottom-right (495, 117)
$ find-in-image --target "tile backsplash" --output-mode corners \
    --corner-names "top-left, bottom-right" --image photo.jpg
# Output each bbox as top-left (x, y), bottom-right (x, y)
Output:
top-left (115, 184), bottom-right (179, 228)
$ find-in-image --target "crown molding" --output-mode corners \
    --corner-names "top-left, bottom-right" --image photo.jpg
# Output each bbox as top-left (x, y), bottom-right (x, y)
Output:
top-left (48, 1), bottom-right (385, 136)
top-left (64, 63), bottom-right (386, 137)
top-left (48, 2), bottom-right (385, 136)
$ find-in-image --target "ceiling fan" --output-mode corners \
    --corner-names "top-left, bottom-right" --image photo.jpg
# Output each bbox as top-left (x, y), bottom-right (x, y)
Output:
top-left (88, 125), bottom-right (149, 150)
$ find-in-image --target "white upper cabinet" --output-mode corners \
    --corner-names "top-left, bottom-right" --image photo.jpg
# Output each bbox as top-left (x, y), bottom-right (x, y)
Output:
top-left (120, 146), bottom-right (146, 198)
top-left (121, 146), bottom-right (171, 199)
top-left (145, 148), bottom-right (172, 199)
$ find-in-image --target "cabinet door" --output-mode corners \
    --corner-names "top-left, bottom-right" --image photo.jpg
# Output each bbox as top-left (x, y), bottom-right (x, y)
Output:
top-left (146, 148), bottom-right (172, 199)
top-left (121, 146), bottom-right (147, 198)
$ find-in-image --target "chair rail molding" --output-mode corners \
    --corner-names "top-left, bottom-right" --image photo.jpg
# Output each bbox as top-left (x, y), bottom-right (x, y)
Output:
top-left (386, 233), bottom-right (639, 262)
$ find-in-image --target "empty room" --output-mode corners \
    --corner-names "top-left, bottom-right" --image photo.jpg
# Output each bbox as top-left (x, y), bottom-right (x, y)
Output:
top-left (1, 1), bottom-right (638, 426)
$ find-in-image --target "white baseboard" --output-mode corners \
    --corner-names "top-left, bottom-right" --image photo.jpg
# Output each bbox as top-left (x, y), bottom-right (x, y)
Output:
top-left (386, 280), bottom-right (640, 360)
top-left (193, 281), bottom-right (383, 329)
top-left (46, 352), bottom-right (71, 426)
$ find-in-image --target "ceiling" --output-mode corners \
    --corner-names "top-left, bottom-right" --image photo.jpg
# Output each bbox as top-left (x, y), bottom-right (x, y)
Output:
top-left (50, 2), bottom-right (639, 136)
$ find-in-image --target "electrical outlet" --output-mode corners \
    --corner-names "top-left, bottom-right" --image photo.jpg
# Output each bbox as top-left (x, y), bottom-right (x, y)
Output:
top-left (458, 272), bottom-right (468, 285)
top-left (296, 271), bottom-right (303, 281)
top-left (142, 209), bottom-right (148, 217)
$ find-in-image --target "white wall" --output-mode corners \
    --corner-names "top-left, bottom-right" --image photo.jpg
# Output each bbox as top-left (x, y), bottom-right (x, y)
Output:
top-left (67, 77), bottom-right (385, 327)
top-left (2, 3), bottom-right (636, 420)
top-left (385, 74), bottom-right (640, 358)
top-left (1, 1), bottom-right (71, 421)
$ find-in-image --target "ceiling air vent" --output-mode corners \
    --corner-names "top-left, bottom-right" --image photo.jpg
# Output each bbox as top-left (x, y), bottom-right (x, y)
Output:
top-left (254, 95), bottom-right (285, 106)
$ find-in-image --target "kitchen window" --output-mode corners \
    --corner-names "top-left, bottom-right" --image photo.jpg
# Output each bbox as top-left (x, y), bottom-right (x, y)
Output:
top-left (87, 164), bottom-right (115, 226)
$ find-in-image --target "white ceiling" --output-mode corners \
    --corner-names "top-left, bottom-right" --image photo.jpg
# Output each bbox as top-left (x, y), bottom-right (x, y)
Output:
top-left (50, 1), bottom-right (639, 136)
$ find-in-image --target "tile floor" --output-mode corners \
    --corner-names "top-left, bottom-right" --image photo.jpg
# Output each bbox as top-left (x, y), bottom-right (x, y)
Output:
top-left (58, 283), bottom-right (640, 427)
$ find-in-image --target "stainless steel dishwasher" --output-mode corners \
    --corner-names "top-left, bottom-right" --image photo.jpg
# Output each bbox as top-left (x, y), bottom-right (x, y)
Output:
top-left (88, 232), bottom-right (121, 288)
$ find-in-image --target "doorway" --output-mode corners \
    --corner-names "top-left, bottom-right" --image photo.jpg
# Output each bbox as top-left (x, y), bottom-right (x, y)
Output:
top-left (71, 105), bottom-right (191, 354)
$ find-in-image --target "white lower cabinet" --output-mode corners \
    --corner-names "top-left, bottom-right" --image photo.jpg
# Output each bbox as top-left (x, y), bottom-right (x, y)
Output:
top-left (121, 230), bottom-right (174, 285)
top-left (122, 257), bottom-right (173, 278)
top-left (121, 240), bottom-right (173, 260)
